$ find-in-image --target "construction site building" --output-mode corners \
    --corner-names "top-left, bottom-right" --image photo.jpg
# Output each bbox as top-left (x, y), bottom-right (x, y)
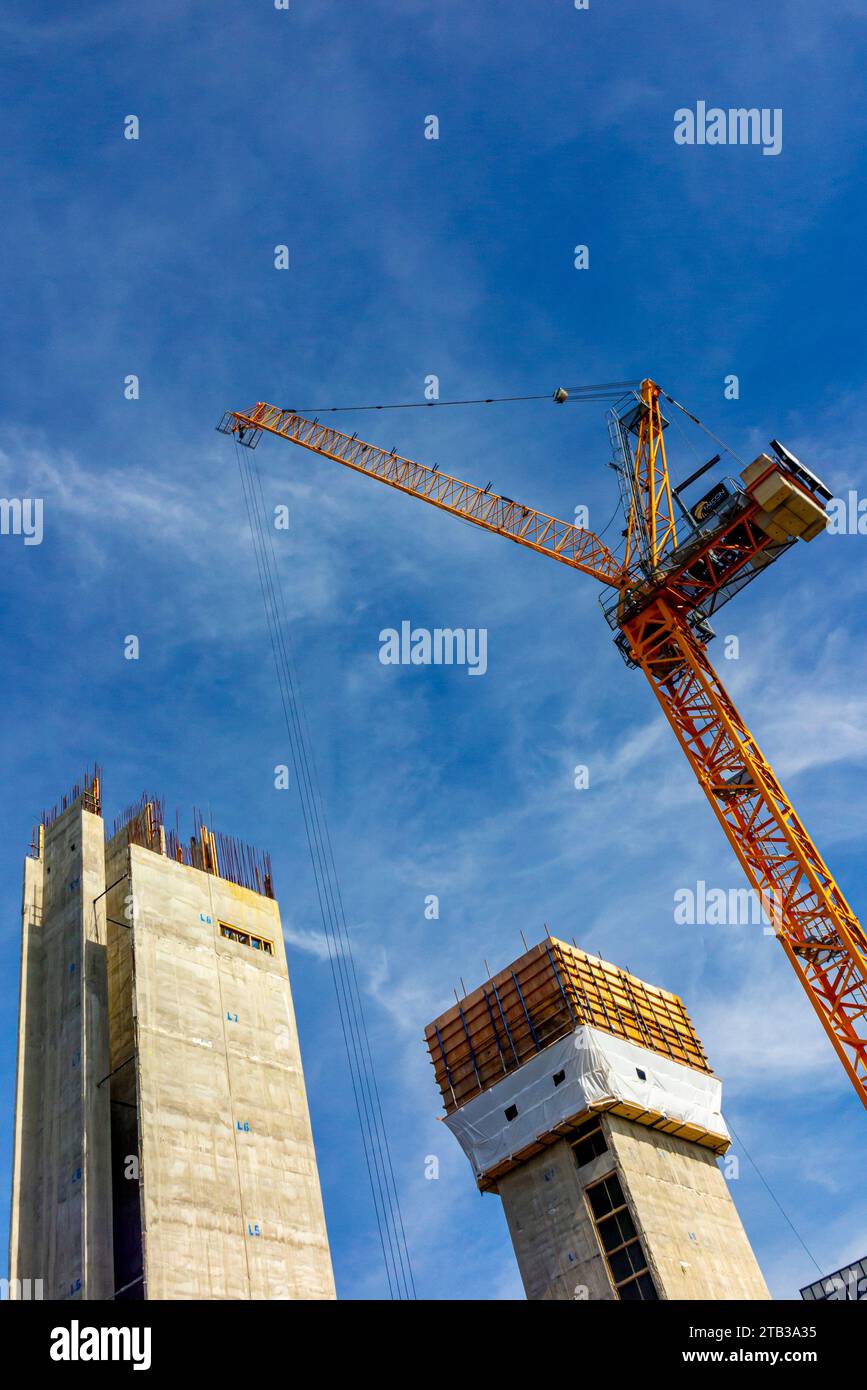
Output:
top-left (9, 773), bottom-right (335, 1300)
top-left (426, 937), bottom-right (769, 1301)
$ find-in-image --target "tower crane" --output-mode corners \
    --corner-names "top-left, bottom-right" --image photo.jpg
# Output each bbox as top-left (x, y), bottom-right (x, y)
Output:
top-left (218, 380), bottom-right (867, 1108)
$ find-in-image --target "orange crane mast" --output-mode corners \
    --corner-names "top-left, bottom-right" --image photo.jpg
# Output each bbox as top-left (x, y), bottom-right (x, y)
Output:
top-left (218, 380), bottom-right (867, 1108)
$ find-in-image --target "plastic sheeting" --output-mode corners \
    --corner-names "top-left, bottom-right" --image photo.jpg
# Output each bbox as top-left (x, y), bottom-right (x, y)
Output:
top-left (442, 1024), bottom-right (728, 1181)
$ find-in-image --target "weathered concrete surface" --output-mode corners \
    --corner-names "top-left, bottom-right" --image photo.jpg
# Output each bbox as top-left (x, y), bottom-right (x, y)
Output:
top-left (8, 852), bottom-right (44, 1292)
top-left (497, 1114), bottom-right (770, 1301)
top-left (11, 804), bottom-right (334, 1302)
top-left (498, 1136), bottom-right (618, 1301)
top-left (606, 1113), bottom-right (770, 1300)
top-left (122, 845), bottom-right (334, 1300)
top-left (9, 801), bottom-right (113, 1300)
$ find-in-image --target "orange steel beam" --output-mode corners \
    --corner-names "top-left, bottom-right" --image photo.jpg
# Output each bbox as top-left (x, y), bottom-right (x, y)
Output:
top-left (622, 600), bottom-right (867, 1104)
top-left (219, 391), bottom-right (867, 1108)
top-left (219, 404), bottom-right (625, 588)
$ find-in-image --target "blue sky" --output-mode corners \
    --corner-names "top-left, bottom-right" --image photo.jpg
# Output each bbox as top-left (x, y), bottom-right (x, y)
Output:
top-left (1, 0), bottom-right (867, 1299)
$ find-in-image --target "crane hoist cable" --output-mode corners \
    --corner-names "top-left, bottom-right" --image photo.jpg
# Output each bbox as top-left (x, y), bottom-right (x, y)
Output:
top-left (234, 439), bottom-right (416, 1300)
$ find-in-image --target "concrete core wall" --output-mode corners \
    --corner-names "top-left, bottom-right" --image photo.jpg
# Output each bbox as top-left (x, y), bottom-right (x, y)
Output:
top-left (605, 1113), bottom-right (770, 1300)
top-left (11, 806), bottom-right (335, 1302)
top-left (498, 1135), bottom-right (617, 1301)
top-left (497, 1113), bottom-right (770, 1301)
top-left (9, 801), bottom-right (113, 1300)
top-left (117, 845), bottom-right (335, 1300)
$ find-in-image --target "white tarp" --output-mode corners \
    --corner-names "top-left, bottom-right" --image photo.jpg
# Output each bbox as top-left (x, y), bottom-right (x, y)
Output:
top-left (442, 1023), bottom-right (728, 1181)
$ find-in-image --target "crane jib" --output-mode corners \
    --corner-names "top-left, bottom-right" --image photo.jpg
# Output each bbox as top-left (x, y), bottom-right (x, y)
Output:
top-left (217, 386), bottom-right (867, 1109)
top-left (219, 404), bottom-right (624, 588)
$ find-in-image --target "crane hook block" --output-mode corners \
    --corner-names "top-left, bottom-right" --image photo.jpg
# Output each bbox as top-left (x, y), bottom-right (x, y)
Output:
top-left (552, 387), bottom-right (568, 403)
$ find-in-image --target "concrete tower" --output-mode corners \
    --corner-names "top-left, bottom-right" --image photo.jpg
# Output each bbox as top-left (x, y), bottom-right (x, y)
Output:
top-left (426, 937), bottom-right (769, 1301)
top-left (10, 773), bottom-right (335, 1301)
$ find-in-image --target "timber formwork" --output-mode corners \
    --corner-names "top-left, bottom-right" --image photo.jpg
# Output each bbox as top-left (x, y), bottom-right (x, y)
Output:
top-left (425, 937), bottom-right (710, 1115)
top-left (425, 938), bottom-right (724, 1194)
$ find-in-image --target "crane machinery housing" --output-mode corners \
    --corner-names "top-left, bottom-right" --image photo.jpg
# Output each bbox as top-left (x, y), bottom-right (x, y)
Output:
top-left (218, 379), bottom-right (867, 1112)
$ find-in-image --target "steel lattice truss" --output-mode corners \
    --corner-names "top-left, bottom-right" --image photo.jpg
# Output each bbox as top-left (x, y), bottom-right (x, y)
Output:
top-left (625, 598), bottom-right (867, 1098)
top-left (219, 404), bottom-right (624, 586)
